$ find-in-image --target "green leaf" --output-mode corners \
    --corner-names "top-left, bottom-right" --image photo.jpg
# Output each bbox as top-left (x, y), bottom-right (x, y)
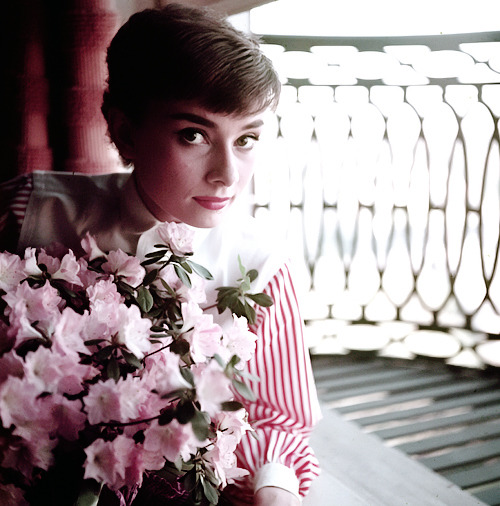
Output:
top-left (180, 262), bottom-right (193, 274)
top-left (174, 264), bottom-right (192, 288)
top-left (142, 268), bottom-right (158, 286)
top-left (84, 338), bottom-right (106, 346)
top-left (191, 409), bottom-right (210, 441)
top-left (242, 300), bottom-right (256, 325)
top-left (144, 249), bottom-right (168, 258)
top-left (183, 469), bottom-right (197, 494)
top-left (136, 286), bottom-right (154, 313)
top-left (171, 338), bottom-right (191, 357)
top-left (95, 345), bottom-right (114, 361)
top-left (141, 257), bottom-right (162, 266)
top-left (227, 355), bottom-right (241, 369)
top-left (221, 400), bottom-right (245, 411)
top-left (240, 278), bottom-right (251, 293)
top-left (161, 387), bottom-right (189, 400)
top-left (158, 409), bottom-right (175, 425)
top-left (180, 365), bottom-right (194, 386)
top-left (150, 325), bottom-right (166, 333)
top-left (237, 255), bottom-right (246, 277)
top-left (187, 260), bottom-right (214, 280)
top-left (216, 291), bottom-right (239, 314)
top-left (176, 401), bottom-right (196, 424)
top-left (232, 378), bottom-right (255, 401)
top-left (116, 280), bottom-right (135, 294)
top-left (160, 279), bottom-right (177, 297)
top-left (74, 479), bottom-right (102, 506)
top-left (201, 476), bottom-right (219, 504)
top-left (246, 292), bottom-right (274, 308)
top-left (122, 349), bottom-right (142, 369)
top-left (216, 286), bottom-right (236, 294)
top-left (106, 358), bottom-right (120, 381)
top-left (247, 269), bottom-right (258, 283)
top-left (234, 298), bottom-right (247, 318)
top-left (217, 288), bottom-right (239, 303)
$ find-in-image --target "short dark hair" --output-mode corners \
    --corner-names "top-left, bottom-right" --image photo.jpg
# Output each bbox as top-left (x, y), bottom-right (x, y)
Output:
top-left (101, 3), bottom-right (281, 125)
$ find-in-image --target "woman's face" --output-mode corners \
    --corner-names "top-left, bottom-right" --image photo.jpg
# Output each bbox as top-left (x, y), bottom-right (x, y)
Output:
top-left (125, 100), bottom-right (270, 228)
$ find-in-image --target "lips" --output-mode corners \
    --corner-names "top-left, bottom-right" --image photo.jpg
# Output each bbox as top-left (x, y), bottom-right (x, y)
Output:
top-left (193, 196), bottom-right (232, 211)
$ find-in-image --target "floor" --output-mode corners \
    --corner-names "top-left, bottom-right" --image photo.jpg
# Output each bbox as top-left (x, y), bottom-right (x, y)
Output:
top-left (310, 353), bottom-right (500, 505)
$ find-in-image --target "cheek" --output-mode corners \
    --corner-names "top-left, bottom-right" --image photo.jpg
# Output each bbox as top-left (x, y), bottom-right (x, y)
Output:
top-left (238, 157), bottom-right (257, 187)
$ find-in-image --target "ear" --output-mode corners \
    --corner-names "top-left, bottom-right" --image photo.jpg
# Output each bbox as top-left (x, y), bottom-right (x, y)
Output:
top-left (106, 107), bottom-right (136, 162)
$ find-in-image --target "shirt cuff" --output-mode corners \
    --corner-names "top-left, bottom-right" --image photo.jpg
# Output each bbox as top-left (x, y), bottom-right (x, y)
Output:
top-left (254, 462), bottom-right (301, 500)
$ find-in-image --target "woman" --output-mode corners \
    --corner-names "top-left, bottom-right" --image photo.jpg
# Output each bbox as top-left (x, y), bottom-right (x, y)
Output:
top-left (0, 4), bottom-right (321, 505)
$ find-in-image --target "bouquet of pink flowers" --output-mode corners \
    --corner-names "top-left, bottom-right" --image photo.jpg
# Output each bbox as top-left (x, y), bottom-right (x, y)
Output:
top-left (0, 222), bottom-right (272, 506)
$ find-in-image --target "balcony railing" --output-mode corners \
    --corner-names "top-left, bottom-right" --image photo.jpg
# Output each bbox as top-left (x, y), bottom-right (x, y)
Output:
top-left (252, 31), bottom-right (500, 368)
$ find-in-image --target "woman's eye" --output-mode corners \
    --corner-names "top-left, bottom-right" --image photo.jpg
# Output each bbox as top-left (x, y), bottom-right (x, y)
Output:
top-left (180, 128), bottom-right (205, 145)
top-left (236, 135), bottom-right (259, 149)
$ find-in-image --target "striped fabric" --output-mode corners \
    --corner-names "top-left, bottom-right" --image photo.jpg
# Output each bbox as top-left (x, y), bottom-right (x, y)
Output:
top-left (0, 176), bottom-right (321, 499)
top-left (239, 265), bottom-right (322, 497)
top-left (0, 174), bottom-right (34, 252)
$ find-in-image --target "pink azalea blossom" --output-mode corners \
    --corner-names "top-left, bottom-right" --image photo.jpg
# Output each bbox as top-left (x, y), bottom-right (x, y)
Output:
top-left (77, 257), bottom-right (103, 287)
top-left (87, 279), bottom-right (123, 328)
top-left (223, 315), bottom-right (258, 368)
top-left (0, 234), bottom-right (258, 503)
top-left (51, 307), bottom-right (91, 357)
top-left (0, 251), bottom-right (27, 292)
top-left (84, 435), bottom-right (146, 492)
top-left (4, 281), bottom-right (62, 338)
top-left (23, 346), bottom-right (94, 396)
top-left (36, 249), bottom-right (60, 275)
top-left (154, 263), bottom-right (207, 304)
top-left (0, 376), bottom-right (40, 428)
top-left (22, 247), bottom-right (43, 277)
top-left (156, 222), bottom-right (195, 256)
top-left (102, 249), bottom-right (145, 287)
top-left (84, 436), bottom-right (128, 489)
top-left (84, 378), bottom-right (123, 424)
top-left (192, 362), bottom-right (233, 417)
top-left (46, 394), bottom-right (87, 441)
top-left (1, 437), bottom-right (38, 480)
top-left (0, 483), bottom-right (29, 506)
top-left (214, 408), bottom-right (253, 442)
top-left (142, 348), bottom-right (191, 397)
top-left (114, 304), bottom-right (152, 359)
top-left (181, 301), bottom-right (224, 363)
top-left (143, 418), bottom-right (199, 466)
top-left (204, 431), bottom-right (249, 488)
top-left (0, 351), bottom-right (24, 384)
top-left (5, 310), bottom-right (43, 347)
top-left (3, 426), bottom-right (56, 473)
top-left (114, 376), bottom-right (148, 422)
top-left (81, 232), bottom-right (107, 261)
top-left (183, 272), bottom-right (208, 304)
top-left (0, 319), bottom-right (15, 356)
top-left (0, 378), bottom-right (56, 472)
top-left (84, 377), bottom-right (146, 425)
top-left (51, 250), bottom-right (83, 286)
top-left (188, 316), bottom-right (224, 363)
top-left (113, 435), bottom-right (146, 489)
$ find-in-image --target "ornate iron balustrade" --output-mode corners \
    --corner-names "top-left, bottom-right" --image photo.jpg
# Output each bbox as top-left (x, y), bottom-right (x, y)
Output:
top-left (252, 32), bottom-right (500, 368)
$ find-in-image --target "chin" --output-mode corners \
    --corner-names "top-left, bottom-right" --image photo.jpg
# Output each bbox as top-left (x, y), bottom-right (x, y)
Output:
top-left (189, 211), bottom-right (229, 229)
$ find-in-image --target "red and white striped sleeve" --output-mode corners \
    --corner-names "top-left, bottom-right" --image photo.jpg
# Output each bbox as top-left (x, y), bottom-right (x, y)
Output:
top-left (234, 263), bottom-right (322, 500)
top-left (0, 174), bottom-right (33, 252)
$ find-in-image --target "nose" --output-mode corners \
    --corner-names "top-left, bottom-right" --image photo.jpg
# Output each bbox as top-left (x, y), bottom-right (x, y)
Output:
top-left (206, 145), bottom-right (239, 187)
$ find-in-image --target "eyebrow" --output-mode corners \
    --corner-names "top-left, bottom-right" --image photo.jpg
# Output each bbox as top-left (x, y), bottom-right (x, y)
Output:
top-left (169, 112), bottom-right (264, 130)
